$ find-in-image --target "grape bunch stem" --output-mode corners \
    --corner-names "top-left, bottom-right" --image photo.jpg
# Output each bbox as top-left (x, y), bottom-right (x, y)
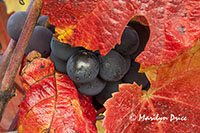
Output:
top-left (0, 0), bottom-right (42, 121)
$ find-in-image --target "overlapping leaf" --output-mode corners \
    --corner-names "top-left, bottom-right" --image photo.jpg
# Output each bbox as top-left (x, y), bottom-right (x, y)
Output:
top-left (42, 0), bottom-right (200, 69)
top-left (41, 0), bottom-right (102, 27)
top-left (103, 41), bottom-right (200, 132)
top-left (78, 94), bottom-right (96, 123)
top-left (18, 56), bottom-right (97, 132)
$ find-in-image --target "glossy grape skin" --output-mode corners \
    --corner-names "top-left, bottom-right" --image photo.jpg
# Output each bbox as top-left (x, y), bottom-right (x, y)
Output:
top-left (98, 50), bottom-right (127, 82)
top-left (50, 52), bottom-right (67, 73)
top-left (95, 80), bottom-right (122, 105)
top-left (115, 26), bottom-right (139, 55)
top-left (66, 50), bottom-right (99, 83)
top-left (76, 77), bottom-right (106, 96)
top-left (25, 26), bottom-right (53, 57)
top-left (7, 11), bottom-right (28, 40)
top-left (50, 37), bottom-right (81, 61)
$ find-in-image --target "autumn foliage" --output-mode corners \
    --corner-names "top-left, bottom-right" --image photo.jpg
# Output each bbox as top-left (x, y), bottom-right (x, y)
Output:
top-left (104, 41), bottom-right (200, 132)
top-left (42, 0), bottom-right (200, 69)
top-left (13, 0), bottom-right (200, 132)
top-left (18, 54), bottom-right (96, 132)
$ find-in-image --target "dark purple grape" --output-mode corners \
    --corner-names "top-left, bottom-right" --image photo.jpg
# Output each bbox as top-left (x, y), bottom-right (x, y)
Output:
top-left (25, 26), bottom-right (53, 57)
top-left (7, 11), bottom-right (28, 40)
top-left (128, 21), bottom-right (150, 59)
top-left (98, 50), bottom-right (127, 81)
top-left (115, 26), bottom-right (139, 55)
top-left (50, 37), bottom-right (81, 61)
top-left (37, 15), bottom-right (48, 27)
top-left (50, 52), bottom-right (67, 73)
top-left (76, 77), bottom-right (106, 96)
top-left (66, 50), bottom-right (99, 83)
top-left (95, 80), bottom-right (122, 105)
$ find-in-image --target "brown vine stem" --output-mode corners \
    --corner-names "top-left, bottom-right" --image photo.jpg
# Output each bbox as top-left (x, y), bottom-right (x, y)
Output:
top-left (0, 0), bottom-right (34, 97)
top-left (0, 0), bottom-right (42, 121)
top-left (0, 40), bottom-right (16, 83)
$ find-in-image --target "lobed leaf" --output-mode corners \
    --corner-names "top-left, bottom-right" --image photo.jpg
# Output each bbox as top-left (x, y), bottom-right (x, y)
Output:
top-left (42, 0), bottom-right (200, 69)
top-left (18, 57), bottom-right (97, 132)
top-left (41, 0), bottom-right (102, 27)
top-left (103, 41), bottom-right (200, 132)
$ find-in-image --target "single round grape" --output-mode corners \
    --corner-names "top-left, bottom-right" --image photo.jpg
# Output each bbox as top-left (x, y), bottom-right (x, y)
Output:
top-left (128, 21), bottom-right (150, 59)
top-left (76, 77), bottom-right (106, 96)
top-left (25, 26), bottom-right (53, 57)
top-left (37, 15), bottom-right (48, 27)
top-left (122, 61), bottom-right (149, 87)
top-left (50, 52), bottom-right (67, 73)
top-left (7, 11), bottom-right (28, 40)
top-left (50, 37), bottom-right (81, 61)
top-left (66, 50), bottom-right (99, 83)
top-left (98, 50), bottom-right (127, 81)
top-left (115, 26), bottom-right (139, 55)
top-left (95, 80), bottom-right (122, 105)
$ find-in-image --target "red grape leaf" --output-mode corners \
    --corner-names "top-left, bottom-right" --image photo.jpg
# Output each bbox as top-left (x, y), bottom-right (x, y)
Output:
top-left (78, 94), bottom-right (97, 123)
top-left (41, 0), bottom-right (102, 27)
top-left (18, 56), bottom-right (97, 132)
top-left (103, 41), bottom-right (200, 132)
top-left (42, 0), bottom-right (200, 69)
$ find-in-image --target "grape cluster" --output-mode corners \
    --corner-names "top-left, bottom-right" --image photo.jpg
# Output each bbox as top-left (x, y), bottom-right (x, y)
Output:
top-left (7, 11), bottom-right (150, 107)
top-left (49, 23), bottom-right (150, 105)
top-left (7, 12), bottom-right (54, 57)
